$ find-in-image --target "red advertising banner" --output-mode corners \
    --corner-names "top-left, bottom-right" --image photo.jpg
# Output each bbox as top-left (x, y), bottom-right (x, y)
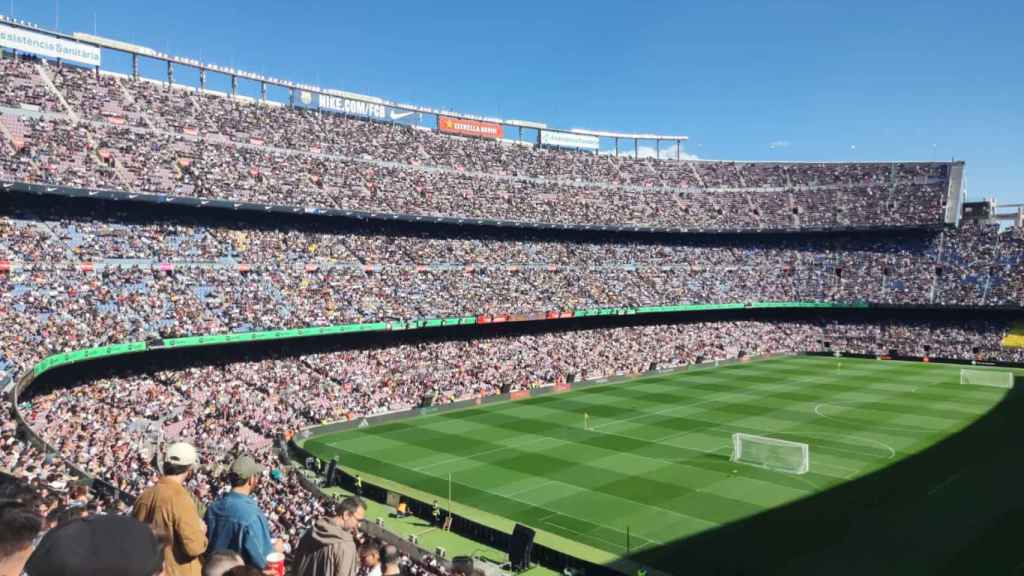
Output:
top-left (438, 115), bottom-right (503, 139)
top-left (510, 390), bottom-right (530, 401)
top-left (476, 315), bottom-right (492, 324)
top-left (559, 311), bottom-right (573, 319)
top-left (546, 311), bottom-right (560, 320)
top-left (492, 314), bottom-right (509, 323)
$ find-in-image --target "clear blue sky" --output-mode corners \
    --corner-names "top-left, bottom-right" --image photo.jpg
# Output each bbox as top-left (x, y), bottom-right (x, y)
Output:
top-left (10, 0), bottom-right (1022, 204)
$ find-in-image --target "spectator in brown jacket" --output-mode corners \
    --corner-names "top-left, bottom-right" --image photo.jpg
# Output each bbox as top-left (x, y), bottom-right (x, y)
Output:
top-left (132, 442), bottom-right (208, 576)
top-left (293, 496), bottom-right (366, 576)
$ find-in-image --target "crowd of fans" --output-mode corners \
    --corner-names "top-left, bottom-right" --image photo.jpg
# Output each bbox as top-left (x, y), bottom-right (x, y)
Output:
top-left (0, 54), bottom-right (953, 231)
top-left (1, 198), bottom-right (1021, 386)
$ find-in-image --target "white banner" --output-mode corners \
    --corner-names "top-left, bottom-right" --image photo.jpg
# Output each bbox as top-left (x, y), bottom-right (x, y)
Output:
top-left (0, 23), bottom-right (101, 66)
top-left (318, 93), bottom-right (387, 120)
top-left (540, 130), bottom-right (599, 150)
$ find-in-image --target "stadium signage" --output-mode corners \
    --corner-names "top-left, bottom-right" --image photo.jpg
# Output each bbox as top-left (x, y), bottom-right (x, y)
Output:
top-left (438, 115), bottom-right (504, 139)
top-left (540, 130), bottom-right (599, 150)
top-left (318, 94), bottom-right (388, 120)
top-left (0, 23), bottom-right (101, 66)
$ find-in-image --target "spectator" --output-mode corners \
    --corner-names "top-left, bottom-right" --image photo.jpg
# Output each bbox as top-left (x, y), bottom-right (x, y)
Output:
top-left (23, 515), bottom-right (165, 576)
top-left (203, 551), bottom-right (245, 576)
top-left (132, 442), bottom-right (209, 576)
top-left (0, 476), bottom-right (43, 576)
top-left (47, 504), bottom-right (88, 529)
top-left (204, 455), bottom-right (282, 571)
top-left (293, 497), bottom-right (366, 576)
top-left (379, 545), bottom-right (403, 576)
top-left (359, 540), bottom-right (381, 576)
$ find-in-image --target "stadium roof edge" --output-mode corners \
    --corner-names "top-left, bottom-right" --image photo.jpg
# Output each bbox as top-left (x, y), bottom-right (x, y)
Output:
top-left (0, 17), bottom-right (690, 143)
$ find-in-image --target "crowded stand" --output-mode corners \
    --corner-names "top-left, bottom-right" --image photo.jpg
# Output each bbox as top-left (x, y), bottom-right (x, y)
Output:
top-left (0, 196), bottom-right (1023, 385)
top-left (0, 55), bottom-right (955, 232)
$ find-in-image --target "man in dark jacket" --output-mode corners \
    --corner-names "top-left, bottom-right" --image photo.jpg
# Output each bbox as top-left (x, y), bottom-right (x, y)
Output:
top-left (293, 496), bottom-right (366, 576)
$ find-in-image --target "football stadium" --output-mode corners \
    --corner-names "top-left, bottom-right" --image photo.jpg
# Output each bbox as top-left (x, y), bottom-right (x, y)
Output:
top-left (1, 6), bottom-right (1023, 576)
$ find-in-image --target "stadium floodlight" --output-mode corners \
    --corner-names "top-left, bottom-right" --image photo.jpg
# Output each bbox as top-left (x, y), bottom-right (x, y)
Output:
top-left (731, 433), bottom-right (809, 475)
top-left (960, 368), bottom-right (1014, 389)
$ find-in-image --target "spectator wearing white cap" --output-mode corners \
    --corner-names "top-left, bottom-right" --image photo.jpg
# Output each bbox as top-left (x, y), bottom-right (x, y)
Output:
top-left (132, 442), bottom-right (208, 576)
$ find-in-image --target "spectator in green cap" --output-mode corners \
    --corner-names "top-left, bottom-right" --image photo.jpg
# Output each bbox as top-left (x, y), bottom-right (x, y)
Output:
top-left (203, 455), bottom-right (283, 570)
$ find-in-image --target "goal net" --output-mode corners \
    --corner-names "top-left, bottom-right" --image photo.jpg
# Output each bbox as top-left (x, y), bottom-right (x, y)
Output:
top-left (960, 369), bottom-right (1014, 389)
top-left (731, 433), bottom-right (810, 475)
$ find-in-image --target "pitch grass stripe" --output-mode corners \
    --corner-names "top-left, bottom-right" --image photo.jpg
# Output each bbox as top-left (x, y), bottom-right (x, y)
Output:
top-left (769, 365), bottom-right (1000, 478)
top-left (538, 377), bottom-right (963, 436)
top-left (795, 370), bottom-right (999, 455)
top-left (658, 361), bottom-right (997, 413)
top-left (435, 394), bottom-right (877, 477)
top-left (449, 374), bottom-right (926, 461)
top-left (312, 444), bottom-right (660, 554)
top-left (402, 360), bottom-right (949, 491)
top-left (482, 362), bottom-right (973, 485)
top-left (520, 366), bottom-right (973, 441)
top-left (306, 357), bottom-right (1006, 561)
top-left (350, 390), bottom-right (845, 512)
top-left (602, 373), bottom-right (978, 434)
top-left (532, 360), bottom-right (966, 422)
top-left (339, 414), bottom-right (770, 524)
top-left (315, 375), bottom-right (933, 549)
top-left (411, 359), bottom-right (982, 495)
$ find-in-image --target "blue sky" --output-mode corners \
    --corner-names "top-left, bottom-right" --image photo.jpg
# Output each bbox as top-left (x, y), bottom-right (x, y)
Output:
top-left (9, 0), bottom-right (1022, 204)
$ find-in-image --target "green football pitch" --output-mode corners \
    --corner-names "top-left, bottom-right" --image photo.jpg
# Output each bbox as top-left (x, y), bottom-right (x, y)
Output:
top-left (303, 356), bottom-right (1019, 574)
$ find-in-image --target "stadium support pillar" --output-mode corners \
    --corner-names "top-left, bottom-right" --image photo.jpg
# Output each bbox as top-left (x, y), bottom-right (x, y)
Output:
top-left (167, 61), bottom-right (173, 86)
top-left (231, 75), bottom-right (238, 97)
top-left (634, 138), bottom-right (639, 158)
top-left (289, 88), bottom-right (295, 108)
top-left (260, 81), bottom-right (267, 103)
top-left (676, 139), bottom-right (681, 160)
top-left (656, 140), bottom-right (660, 159)
top-left (132, 54), bottom-right (139, 80)
top-left (614, 137), bottom-right (619, 157)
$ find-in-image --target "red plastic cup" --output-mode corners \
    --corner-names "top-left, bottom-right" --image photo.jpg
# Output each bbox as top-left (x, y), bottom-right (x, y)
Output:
top-left (266, 552), bottom-right (285, 576)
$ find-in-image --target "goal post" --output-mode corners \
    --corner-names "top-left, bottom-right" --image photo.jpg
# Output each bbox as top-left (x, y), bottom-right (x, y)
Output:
top-left (960, 368), bottom-right (1014, 389)
top-left (731, 433), bottom-right (810, 475)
